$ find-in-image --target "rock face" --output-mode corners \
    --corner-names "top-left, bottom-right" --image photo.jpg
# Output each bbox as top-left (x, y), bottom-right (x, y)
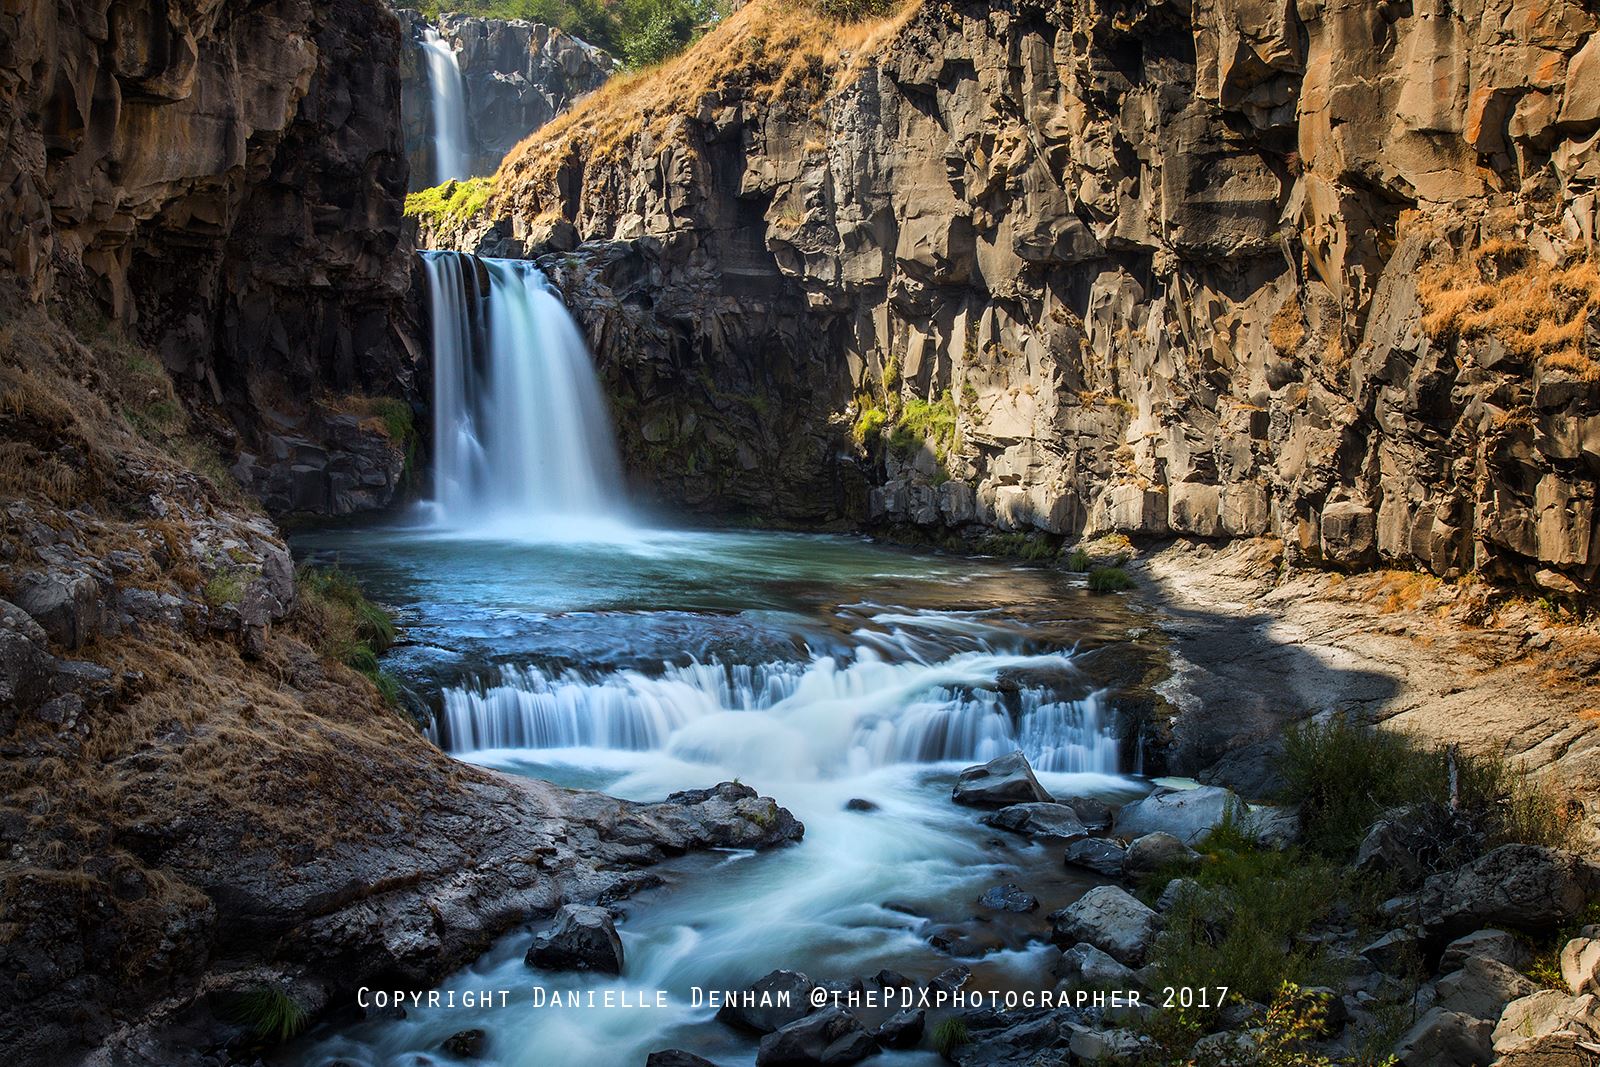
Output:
top-left (0, 0), bottom-right (421, 518)
top-left (396, 9), bottom-right (615, 183)
top-left (439, 0), bottom-right (1600, 596)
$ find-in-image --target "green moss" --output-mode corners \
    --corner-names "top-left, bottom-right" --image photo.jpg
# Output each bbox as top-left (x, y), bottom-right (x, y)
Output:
top-left (204, 570), bottom-right (248, 606)
top-left (296, 566), bottom-right (401, 705)
top-left (852, 405), bottom-right (887, 447)
top-left (405, 176), bottom-right (495, 225)
top-left (1087, 566), bottom-right (1135, 593)
top-left (887, 390), bottom-right (957, 460)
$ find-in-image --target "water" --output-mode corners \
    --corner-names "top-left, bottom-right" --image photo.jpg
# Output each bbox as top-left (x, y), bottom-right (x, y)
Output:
top-left (419, 28), bottom-right (473, 184)
top-left (420, 252), bottom-right (627, 536)
top-left (289, 525), bottom-right (1154, 1067)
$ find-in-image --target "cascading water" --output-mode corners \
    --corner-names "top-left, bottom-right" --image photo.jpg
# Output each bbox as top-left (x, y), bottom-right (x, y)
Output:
top-left (420, 251), bottom-right (627, 533)
top-left (419, 27), bottom-right (473, 184)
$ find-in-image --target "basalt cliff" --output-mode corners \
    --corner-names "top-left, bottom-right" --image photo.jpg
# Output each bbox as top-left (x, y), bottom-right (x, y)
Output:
top-left (437, 0), bottom-right (1600, 597)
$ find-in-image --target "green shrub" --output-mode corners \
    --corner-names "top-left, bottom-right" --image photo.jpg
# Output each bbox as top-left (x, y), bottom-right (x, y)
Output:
top-left (296, 566), bottom-right (401, 704)
top-left (1065, 546), bottom-right (1092, 572)
top-left (888, 390), bottom-right (957, 460)
top-left (1087, 566), bottom-right (1135, 593)
top-left (222, 985), bottom-right (307, 1044)
top-left (932, 1017), bottom-right (969, 1058)
top-left (852, 405), bottom-right (887, 447)
top-left (404, 176), bottom-right (495, 224)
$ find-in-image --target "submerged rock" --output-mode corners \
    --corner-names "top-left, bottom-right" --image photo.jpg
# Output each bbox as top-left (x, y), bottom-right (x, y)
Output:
top-left (525, 904), bottom-right (625, 974)
top-left (952, 751), bottom-right (1054, 808)
top-left (978, 883), bottom-right (1040, 913)
top-left (716, 970), bottom-right (817, 1034)
top-left (441, 1028), bottom-right (487, 1058)
top-left (755, 1006), bottom-right (876, 1066)
top-left (646, 1052), bottom-right (719, 1067)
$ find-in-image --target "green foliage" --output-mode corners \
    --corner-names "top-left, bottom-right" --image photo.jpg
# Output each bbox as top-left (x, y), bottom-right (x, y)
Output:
top-left (404, 176), bottom-right (495, 224)
top-left (932, 1017), bottom-right (970, 1058)
top-left (296, 566), bottom-right (401, 705)
top-left (222, 985), bottom-right (307, 1045)
top-left (1278, 717), bottom-right (1577, 860)
top-left (203, 570), bottom-right (247, 607)
top-left (1087, 565), bottom-right (1135, 593)
top-left (887, 390), bottom-right (957, 460)
top-left (977, 532), bottom-right (1059, 561)
top-left (418, 0), bottom-right (722, 68)
top-left (852, 405), bottom-right (887, 447)
top-left (1065, 546), bottom-right (1092, 572)
top-left (1522, 902), bottom-right (1600, 990)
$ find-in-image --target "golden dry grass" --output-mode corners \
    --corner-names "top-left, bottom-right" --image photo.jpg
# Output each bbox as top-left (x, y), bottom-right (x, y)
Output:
top-left (494, 0), bottom-right (922, 213)
top-left (1418, 235), bottom-right (1599, 379)
top-left (1268, 298), bottom-right (1305, 356)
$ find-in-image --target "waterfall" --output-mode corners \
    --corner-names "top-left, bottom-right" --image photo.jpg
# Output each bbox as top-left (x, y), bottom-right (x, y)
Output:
top-left (420, 251), bottom-right (627, 532)
top-left (419, 27), bottom-right (473, 184)
top-left (432, 649), bottom-right (1121, 779)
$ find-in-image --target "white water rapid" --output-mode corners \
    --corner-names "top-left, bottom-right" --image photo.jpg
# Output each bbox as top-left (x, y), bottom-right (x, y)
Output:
top-left (419, 27), bottom-right (473, 184)
top-left (420, 251), bottom-right (627, 535)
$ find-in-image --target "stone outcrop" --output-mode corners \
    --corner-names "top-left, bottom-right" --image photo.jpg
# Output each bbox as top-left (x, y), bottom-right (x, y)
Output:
top-left (437, 0), bottom-right (1600, 595)
top-left (0, 0), bottom-right (421, 519)
top-left (396, 9), bottom-right (614, 184)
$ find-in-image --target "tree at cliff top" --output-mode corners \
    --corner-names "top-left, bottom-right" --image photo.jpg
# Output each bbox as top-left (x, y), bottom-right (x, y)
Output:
top-left (419, 0), bottom-right (729, 67)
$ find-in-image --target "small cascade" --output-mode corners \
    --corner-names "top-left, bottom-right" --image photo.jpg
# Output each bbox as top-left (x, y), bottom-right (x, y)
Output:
top-left (419, 27), bottom-right (473, 184)
top-left (432, 649), bottom-right (1120, 778)
top-left (420, 251), bottom-right (627, 532)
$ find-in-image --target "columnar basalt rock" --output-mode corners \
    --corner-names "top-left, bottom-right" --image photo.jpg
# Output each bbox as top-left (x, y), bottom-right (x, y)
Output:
top-left (436, 0), bottom-right (1600, 595)
top-left (0, 0), bottom-right (421, 518)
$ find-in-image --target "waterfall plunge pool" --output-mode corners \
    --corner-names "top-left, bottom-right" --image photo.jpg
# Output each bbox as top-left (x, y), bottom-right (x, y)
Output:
top-left (287, 523), bottom-right (1163, 1067)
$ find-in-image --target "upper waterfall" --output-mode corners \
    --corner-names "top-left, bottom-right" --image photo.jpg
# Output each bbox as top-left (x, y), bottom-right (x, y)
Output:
top-left (420, 251), bottom-right (628, 535)
top-left (419, 28), bottom-right (472, 184)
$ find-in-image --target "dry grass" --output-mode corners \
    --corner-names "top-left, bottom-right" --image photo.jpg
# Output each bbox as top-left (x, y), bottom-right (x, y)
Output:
top-left (495, 0), bottom-right (921, 213)
top-left (1418, 235), bottom-right (1599, 379)
top-left (1268, 298), bottom-right (1305, 356)
top-left (1357, 570), bottom-right (1442, 614)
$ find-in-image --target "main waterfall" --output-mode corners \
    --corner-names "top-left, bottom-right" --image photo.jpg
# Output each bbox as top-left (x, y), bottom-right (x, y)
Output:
top-left (420, 251), bottom-right (627, 532)
top-left (419, 28), bottom-right (472, 184)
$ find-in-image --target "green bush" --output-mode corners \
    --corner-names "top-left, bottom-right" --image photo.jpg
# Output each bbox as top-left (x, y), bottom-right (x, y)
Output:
top-left (932, 1017), bottom-right (969, 1058)
top-left (887, 390), bottom-right (957, 460)
top-left (404, 176), bottom-right (494, 224)
top-left (1065, 546), bottom-right (1092, 572)
top-left (852, 405), bottom-right (887, 447)
top-left (222, 985), bottom-right (307, 1044)
top-left (296, 566), bottom-right (402, 705)
top-left (1087, 566), bottom-right (1135, 593)
top-left (418, 0), bottom-right (721, 68)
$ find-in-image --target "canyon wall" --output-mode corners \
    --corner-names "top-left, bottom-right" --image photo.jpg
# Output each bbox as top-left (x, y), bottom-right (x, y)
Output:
top-left (0, 0), bottom-right (421, 516)
top-left (396, 8), bottom-right (615, 185)
top-left (450, 0), bottom-right (1600, 596)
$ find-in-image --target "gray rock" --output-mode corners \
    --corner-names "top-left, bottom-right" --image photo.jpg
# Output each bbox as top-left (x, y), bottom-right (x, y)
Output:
top-left (1492, 990), bottom-right (1600, 1060)
top-left (1434, 956), bottom-right (1538, 1019)
top-left (646, 1053), bottom-right (719, 1067)
top-left (1112, 786), bottom-right (1240, 846)
top-left (441, 1028), bottom-right (487, 1058)
top-left (1562, 936), bottom-right (1600, 996)
top-left (1122, 832), bottom-right (1201, 878)
top-left (1361, 928), bottom-right (1425, 973)
top-left (1440, 929), bottom-right (1531, 973)
top-left (1395, 1007), bottom-right (1494, 1067)
top-left (1049, 886), bottom-right (1160, 965)
top-left (1197, 737), bottom-right (1287, 800)
top-left (1155, 877), bottom-right (1204, 913)
top-left (951, 750), bottom-right (1053, 808)
top-left (1409, 846), bottom-right (1600, 937)
top-left (755, 1006), bottom-right (876, 1066)
top-left (978, 883), bottom-right (1039, 913)
top-left (980, 802), bottom-right (1089, 839)
top-left (1356, 818), bottom-right (1426, 885)
top-left (928, 965), bottom-right (971, 995)
top-left (1053, 942), bottom-right (1137, 987)
top-left (1246, 804), bottom-right (1301, 849)
top-left (875, 1008), bottom-right (924, 1048)
top-left (0, 598), bottom-right (51, 728)
top-left (14, 569), bottom-right (105, 649)
top-left (1064, 837), bottom-right (1128, 876)
top-left (717, 970), bottom-right (817, 1034)
top-left (524, 904), bottom-right (625, 974)
top-left (1060, 795), bottom-right (1115, 831)
top-left (844, 798), bottom-right (878, 812)
top-left (1067, 1026), bottom-right (1146, 1060)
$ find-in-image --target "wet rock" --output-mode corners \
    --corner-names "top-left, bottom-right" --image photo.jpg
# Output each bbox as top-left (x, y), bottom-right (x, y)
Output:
top-left (1112, 786), bottom-right (1240, 846)
top-left (978, 883), bottom-right (1039, 913)
top-left (928, 965), bottom-right (971, 995)
top-left (1440, 929), bottom-right (1531, 973)
top-left (1434, 956), bottom-right (1538, 1020)
top-left (716, 970), bottom-right (817, 1034)
top-left (647, 1052), bottom-right (719, 1067)
top-left (1059, 795), bottom-right (1114, 832)
top-left (662, 782), bottom-right (806, 849)
top-left (872, 969), bottom-right (916, 993)
top-left (1561, 935), bottom-right (1600, 996)
top-left (1394, 1008), bottom-right (1494, 1067)
top-left (1122, 833), bottom-right (1201, 879)
top-left (524, 904), bottom-right (625, 974)
top-left (844, 798), bottom-right (878, 813)
top-left (951, 751), bottom-right (1053, 808)
top-left (1063, 838), bottom-right (1128, 876)
top-left (875, 1008), bottom-right (924, 1048)
top-left (980, 802), bottom-right (1088, 839)
top-left (755, 1006), bottom-right (876, 1066)
top-left (1053, 942), bottom-right (1137, 987)
top-left (441, 1028), bottom-right (487, 1058)
top-left (927, 926), bottom-right (982, 956)
top-left (1406, 846), bottom-right (1600, 937)
top-left (1049, 886), bottom-right (1160, 966)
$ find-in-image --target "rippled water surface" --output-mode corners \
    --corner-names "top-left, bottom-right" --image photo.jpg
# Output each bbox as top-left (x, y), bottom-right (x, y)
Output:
top-left (288, 522), bottom-right (1156, 1067)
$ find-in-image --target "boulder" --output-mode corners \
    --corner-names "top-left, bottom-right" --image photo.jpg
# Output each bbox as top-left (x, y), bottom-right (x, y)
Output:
top-left (524, 905), bottom-right (625, 974)
top-left (844, 798), bottom-right (878, 812)
top-left (980, 802), bottom-right (1089, 839)
top-left (1561, 936), bottom-right (1600, 996)
top-left (1361, 928), bottom-right (1425, 973)
top-left (928, 965), bottom-right (971, 995)
top-left (1409, 846), bottom-right (1600, 937)
top-left (1122, 832), bottom-right (1201, 878)
top-left (1053, 942), bottom-right (1137, 987)
top-left (1394, 1007), bottom-right (1495, 1067)
top-left (1067, 1027), bottom-right (1147, 1060)
top-left (1434, 956), bottom-right (1538, 1019)
top-left (1492, 991), bottom-right (1600, 1060)
top-left (755, 1006), bottom-right (876, 1066)
top-left (1049, 886), bottom-right (1160, 965)
top-left (1064, 838), bottom-right (1128, 876)
top-left (13, 569), bottom-right (105, 650)
top-left (1111, 786), bottom-right (1240, 846)
top-left (875, 1009), bottom-right (924, 1048)
top-left (1440, 929), bottom-right (1531, 973)
top-left (951, 751), bottom-right (1053, 808)
top-left (1246, 805), bottom-right (1300, 849)
top-left (0, 598), bottom-right (51, 729)
top-left (1060, 795), bottom-right (1115, 831)
top-left (1356, 818), bottom-right (1426, 885)
top-left (646, 1053), bottom-right (719, 1067)
top-left (1155, 877), bottom-right (1204, 913)
top-left (978, 883), bottom-right (1040, 913)
top-left (717, 970), bottom-right (817, 1034)
top-left (441, 1029), bottom-right (487, 1058)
